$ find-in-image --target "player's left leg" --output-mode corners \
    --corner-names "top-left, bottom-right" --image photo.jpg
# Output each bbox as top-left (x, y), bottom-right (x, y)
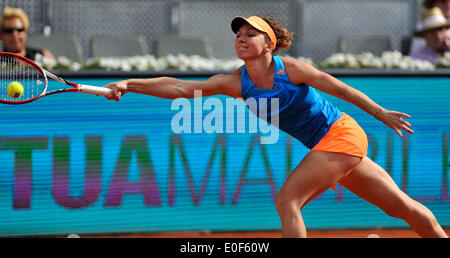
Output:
top-left (339, 156), bottom-right (448, 238)
top-left (275, 151), bottom-right (362, 238)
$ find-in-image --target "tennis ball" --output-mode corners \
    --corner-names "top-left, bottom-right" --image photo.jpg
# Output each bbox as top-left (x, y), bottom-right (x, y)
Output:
top-left (7, 81), bottom-right (24, 98)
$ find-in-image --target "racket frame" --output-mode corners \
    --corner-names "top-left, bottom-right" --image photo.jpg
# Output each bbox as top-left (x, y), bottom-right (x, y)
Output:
top-left (0, 52), bottom-right (111, 105)
top-left (0, 52), bottom-right (48, 104)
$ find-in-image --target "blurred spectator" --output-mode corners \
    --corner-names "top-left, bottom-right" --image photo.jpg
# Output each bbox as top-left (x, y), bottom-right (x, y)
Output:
top-left (410, 0), bottom-right (450, 56)
top-left (0, 6), bottom-right (54, 61)
top-left (410, 7), bottom-right (450, 64)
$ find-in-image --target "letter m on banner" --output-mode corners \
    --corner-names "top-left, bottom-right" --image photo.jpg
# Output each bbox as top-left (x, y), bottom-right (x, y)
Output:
top-left (168, 134), bottom-right (227, 205)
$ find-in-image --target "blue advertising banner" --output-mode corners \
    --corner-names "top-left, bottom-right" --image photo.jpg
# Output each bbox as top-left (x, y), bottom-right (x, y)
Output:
top-left (0, 77), bottom-right (449, 236)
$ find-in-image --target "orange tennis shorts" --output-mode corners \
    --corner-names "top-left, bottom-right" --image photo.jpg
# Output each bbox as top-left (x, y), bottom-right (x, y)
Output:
top-left (311, 113), bottom-right (368, 158)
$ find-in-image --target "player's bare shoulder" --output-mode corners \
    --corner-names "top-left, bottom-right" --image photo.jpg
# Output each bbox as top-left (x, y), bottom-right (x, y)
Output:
top-left (280, 56), bottom-right (317, 85)
top-left (280, 56), bottom-right (310, 72)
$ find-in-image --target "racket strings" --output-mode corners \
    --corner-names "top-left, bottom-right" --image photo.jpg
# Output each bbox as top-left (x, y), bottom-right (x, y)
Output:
top-left (0, 55), bottom-right (46, 102)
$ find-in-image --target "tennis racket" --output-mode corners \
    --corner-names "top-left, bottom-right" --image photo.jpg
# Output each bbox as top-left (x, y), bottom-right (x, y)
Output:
top-left (0, 52), bottom-right (112, 104)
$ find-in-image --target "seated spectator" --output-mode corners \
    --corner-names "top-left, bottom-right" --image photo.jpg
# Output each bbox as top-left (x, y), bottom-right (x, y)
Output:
top-left (0, 6), bottom-right (54, 61)
top-left (410, 7), bottom-right (450, 64)
top-left (410, 0), bottom-right (450, 56)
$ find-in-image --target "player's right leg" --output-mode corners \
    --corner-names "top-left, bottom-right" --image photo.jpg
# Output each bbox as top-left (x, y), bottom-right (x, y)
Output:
top-left (339, 157), bottom-right (448, 238)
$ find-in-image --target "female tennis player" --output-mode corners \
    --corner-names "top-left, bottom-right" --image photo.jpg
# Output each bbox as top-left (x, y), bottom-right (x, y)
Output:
top-left (104, 16), bottom-right (448, 238)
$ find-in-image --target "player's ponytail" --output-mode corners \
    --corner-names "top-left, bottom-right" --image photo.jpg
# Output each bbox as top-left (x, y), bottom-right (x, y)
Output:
top-left (262, 17), bottom-right (294, 54)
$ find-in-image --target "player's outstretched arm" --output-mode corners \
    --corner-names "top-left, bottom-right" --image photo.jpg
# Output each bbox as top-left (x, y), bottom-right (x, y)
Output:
top-left (103, 73), bottom-right (241, 101)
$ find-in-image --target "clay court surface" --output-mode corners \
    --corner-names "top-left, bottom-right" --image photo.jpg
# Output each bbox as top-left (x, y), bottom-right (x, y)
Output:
top-left (83, 228), bottom-right (450, 238)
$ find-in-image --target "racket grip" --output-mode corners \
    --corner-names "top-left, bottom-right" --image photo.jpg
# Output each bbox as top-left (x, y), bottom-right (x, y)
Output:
top-left (78, 85), bottom-right (112, 96)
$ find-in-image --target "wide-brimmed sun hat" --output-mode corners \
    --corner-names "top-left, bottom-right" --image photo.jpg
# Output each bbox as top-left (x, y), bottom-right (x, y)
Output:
top-left (414, 7), bottom-right (450, 37)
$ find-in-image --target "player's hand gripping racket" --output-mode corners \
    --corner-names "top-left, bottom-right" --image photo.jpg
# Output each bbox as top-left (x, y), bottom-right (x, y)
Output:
top-left (0, 52), bottom-right (112, 104)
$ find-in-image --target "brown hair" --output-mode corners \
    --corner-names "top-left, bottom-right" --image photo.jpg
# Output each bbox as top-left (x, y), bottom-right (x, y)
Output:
top-left (261, 16), bottom-right (293, 54)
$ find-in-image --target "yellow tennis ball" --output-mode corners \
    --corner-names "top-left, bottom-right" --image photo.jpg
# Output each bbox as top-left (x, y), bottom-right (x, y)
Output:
top-left (7, 81), bottom-right (24, 98)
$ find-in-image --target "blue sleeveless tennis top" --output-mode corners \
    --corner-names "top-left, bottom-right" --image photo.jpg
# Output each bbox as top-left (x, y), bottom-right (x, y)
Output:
top-left (240, 56), bottom-right (343, 148)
